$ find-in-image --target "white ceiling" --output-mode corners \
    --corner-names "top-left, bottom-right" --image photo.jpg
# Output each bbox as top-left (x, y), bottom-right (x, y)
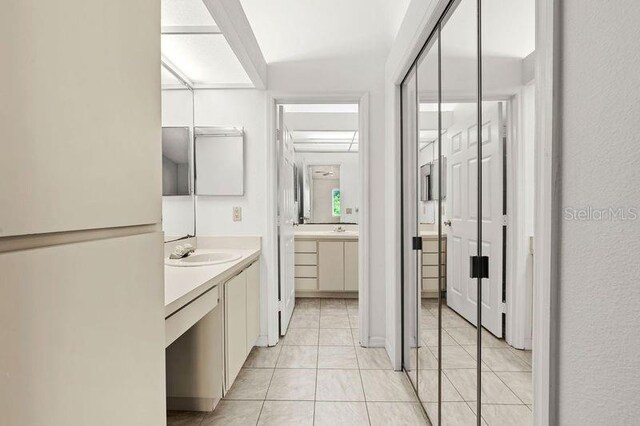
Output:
top-left (239, 0), bottom-right (411, 63)
top-left (441, 0), bottom-right (535, 59)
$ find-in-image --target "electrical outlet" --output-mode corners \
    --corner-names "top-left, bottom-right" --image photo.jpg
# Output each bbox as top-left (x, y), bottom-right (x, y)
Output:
top-left (233, 206), bottom-right (242, 222)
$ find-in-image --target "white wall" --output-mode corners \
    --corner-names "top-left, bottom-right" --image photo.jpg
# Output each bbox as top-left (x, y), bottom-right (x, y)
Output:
top-left (194, 89), bottom-right (271, 342)
top-left (555, 1), bottom-right (640, 423)
top-left (269, 54), bottom-right (389, 344)
top-left (296, 152), bottom-right (360, 223)
top-left (193, 90), bottom-right (268, 236)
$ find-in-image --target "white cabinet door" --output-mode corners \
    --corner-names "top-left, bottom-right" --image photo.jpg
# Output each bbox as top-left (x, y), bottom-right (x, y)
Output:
top-left (225, 271), bottom-right (247, 389)
top-left (1, 0), bottom-right (161, 237)
top-left (0, 233), bottom-right (165, 426)
top-left (318, 241), bottom-right (345, 291)
top-left (245, 261), bottom-right (260, 353)
top-left (344, 241), bottom-right (359, 291)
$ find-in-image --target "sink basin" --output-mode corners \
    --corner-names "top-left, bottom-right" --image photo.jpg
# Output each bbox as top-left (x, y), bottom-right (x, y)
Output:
top-left (165, 250), bottom-right (242, 267)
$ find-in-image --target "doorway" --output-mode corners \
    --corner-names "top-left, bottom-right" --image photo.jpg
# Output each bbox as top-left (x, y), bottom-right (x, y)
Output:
top-left (400, 0), bottom-right (536, 424)
top-left (270, 97), bottom-right (371, 349)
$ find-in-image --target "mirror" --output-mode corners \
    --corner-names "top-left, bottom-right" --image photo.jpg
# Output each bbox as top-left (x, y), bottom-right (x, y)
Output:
top-left (161, 90), bottom-right (195, 241)
top-left (162, 127), bottom-right (191, 196)
top-left (195, 127), bottom-right (244, 196)
top-left (296, 158), bottom-right (359, 224)
top-left (306, 165), bottom-right (341, 223)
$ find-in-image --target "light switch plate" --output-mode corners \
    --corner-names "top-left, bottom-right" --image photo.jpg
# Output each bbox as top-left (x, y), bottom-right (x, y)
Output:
top-left (233, 207), bottom-right (242, 222)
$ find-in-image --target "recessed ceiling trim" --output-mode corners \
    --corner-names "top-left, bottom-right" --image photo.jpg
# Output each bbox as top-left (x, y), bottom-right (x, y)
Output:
top-left (161, 57), bottom-right (193, 90)
top-left (191, 83), bottom-right (256, 90)
top-left (202, 0), bottom-right (268, 89)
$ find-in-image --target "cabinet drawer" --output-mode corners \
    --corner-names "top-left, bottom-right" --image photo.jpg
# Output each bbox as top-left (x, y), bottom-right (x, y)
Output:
top-left (295, 253), bottom-right (317, 266)
top-left (295, 265), bottom-right (317, 278)
top-left (165, 285), bottom-right (219, 348)
top-left (422, 253), bottom-right (446, 266)
top-left (422, 265), bottom-right (445, 278)
top-left (422, 278), bottom-right (445, 291)
top-left (422, 238), bottom-right (447, 253)
top-left (295, 240), bottom-right (317, 253)
top-left (295, 278), bottom-right (318, 290)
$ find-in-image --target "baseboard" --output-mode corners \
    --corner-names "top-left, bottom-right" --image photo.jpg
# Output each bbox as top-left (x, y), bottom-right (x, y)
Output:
top-left (296, 291), bottom-right (358, 299)
top-left (386, 340), bottom-right (402, 371)
top-left (255, 334), bottom-right (269, 347)
top-left (367, 336), bottom-right (386, 347)
top-left (166, 396), bottom-right (220, 412)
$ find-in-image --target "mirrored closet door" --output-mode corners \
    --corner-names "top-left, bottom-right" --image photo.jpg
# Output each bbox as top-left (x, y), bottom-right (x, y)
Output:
top-left (402, 0), bottom-right (535, 423)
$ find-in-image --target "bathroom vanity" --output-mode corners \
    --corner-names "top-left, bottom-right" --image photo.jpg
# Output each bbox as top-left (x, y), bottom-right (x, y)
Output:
top-left (294, 228), bottom-right (359, 296)
top-left (164, 237), bottom-right (261, 412)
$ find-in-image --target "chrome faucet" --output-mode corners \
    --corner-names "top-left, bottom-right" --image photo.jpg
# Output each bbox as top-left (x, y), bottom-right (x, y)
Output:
top-left (169, 244), bottom-right (195, 259)
top-left (334, 226), bottom-right (346, 233)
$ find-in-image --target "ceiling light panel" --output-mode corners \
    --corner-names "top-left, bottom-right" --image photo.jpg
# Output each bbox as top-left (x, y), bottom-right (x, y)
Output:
top-left (161, 34), bottom-right (252, 86)
top-left (283, 104), bottom-right (359, 113)
top-left (294, 143), bottom-right (351, 152)
top-left (291, 131), bottom-right (356, 141)
top-left (161, 0), bottom-right (216, 26)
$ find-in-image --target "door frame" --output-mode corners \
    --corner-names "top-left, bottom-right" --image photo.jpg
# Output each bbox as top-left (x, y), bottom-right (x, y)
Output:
top-left (388, 0), bottom-right (558, 424)
top-left (266, 92), bottom-right (371, 347)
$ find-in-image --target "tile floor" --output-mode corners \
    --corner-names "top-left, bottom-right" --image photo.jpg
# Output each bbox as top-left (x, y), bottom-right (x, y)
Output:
top-left (167, 298), bottom-right (533, 425)
top-left (416, 298), bottom-right (533, 425)
top-left (168, 298), bottom-right (430, 426)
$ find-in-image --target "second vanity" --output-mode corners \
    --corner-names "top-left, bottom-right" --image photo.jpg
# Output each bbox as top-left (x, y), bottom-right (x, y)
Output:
top-left (294, 225), bottom-right (359, 295)
top-left (164, 236), bottom-right (261, 412)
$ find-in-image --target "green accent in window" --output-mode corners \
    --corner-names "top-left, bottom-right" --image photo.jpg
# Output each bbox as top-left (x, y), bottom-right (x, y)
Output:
top-left (332, 188), bottom-right (341, 217)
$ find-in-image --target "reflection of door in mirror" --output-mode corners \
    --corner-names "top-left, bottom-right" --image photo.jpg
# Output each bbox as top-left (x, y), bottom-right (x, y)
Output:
top-left (310, 165), bottom-right (341, 224)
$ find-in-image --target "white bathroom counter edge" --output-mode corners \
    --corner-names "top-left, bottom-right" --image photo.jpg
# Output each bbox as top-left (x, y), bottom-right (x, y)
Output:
top-left (294, 232), bottom-right (358, 240)
top-left (164, 249), bottom-right (261, 318)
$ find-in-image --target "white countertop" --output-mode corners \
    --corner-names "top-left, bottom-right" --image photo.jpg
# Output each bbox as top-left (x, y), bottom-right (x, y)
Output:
top-left (164, 248), bottom-right (260, 317)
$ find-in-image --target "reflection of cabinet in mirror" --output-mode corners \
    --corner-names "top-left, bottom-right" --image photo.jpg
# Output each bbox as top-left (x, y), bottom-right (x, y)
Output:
top-left (421, 234), bottom-right (447, 296)
top-left (195, 127), bottom-right (244, 196)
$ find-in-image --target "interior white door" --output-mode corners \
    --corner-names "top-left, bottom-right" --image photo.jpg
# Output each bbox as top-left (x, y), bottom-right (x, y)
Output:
top-left (446, 102), bottom-right (504, 337)
top-left (277, 106), bottom-right (296, 335)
